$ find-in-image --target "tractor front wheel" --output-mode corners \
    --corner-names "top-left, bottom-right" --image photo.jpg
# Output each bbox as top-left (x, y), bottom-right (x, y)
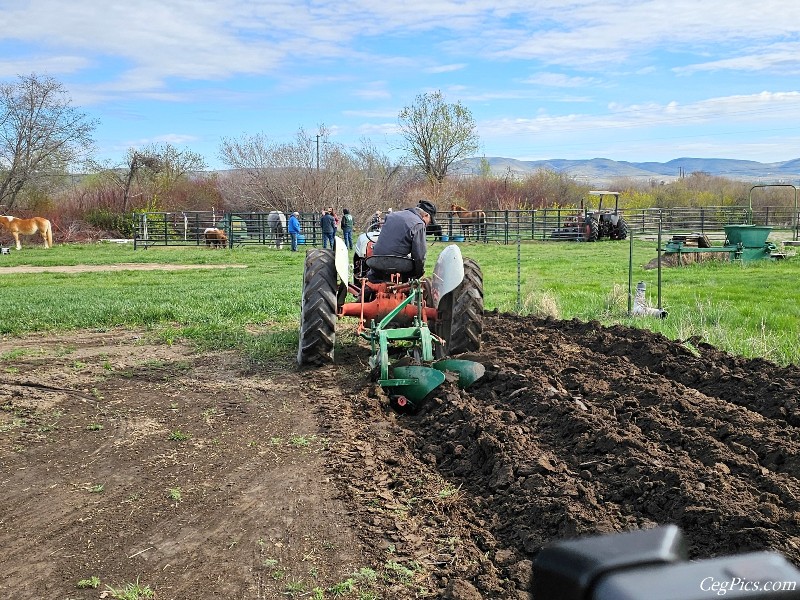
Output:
top-left (584, 218), bottom-right (600, 242)
top-left (435, 258), bottom-right (484, 356)
top-left (297, 249), bottom-right (337, 365)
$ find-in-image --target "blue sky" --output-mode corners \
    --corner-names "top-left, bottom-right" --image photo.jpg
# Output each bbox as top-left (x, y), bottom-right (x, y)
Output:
top-left (2, 0), bottom-right (800, 170)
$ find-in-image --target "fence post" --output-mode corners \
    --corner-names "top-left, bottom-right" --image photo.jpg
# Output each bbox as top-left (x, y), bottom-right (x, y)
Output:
top-left (516, 237), bottom-right (521, 313)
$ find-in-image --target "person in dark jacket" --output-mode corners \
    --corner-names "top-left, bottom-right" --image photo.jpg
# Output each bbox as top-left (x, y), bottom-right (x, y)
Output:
top-left (320, 209), bottom-right (336, 249)
top-left (368, 200), bottom-right (437, 282)
top-left (341, 208), bottom-right (354, 250)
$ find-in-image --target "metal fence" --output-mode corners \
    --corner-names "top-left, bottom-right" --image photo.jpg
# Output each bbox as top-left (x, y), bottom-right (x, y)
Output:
top-left (133, 206), bottom-right (800, 249)
top-left (133, 211), bottom-right (320, 249)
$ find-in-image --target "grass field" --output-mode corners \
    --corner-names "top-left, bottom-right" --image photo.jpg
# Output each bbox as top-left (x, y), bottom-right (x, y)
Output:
top-left (1, 239), bottom-right (798, 365)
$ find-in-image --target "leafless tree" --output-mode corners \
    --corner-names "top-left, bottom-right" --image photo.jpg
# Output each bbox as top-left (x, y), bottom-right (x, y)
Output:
top-left (217, 126), bottom-right (417, 226)
top-left (92, 143), bottom-right (206, 211)
top-left (398, 90), bottom-right (479, 186)
top-left (218, 131), bottom-right (298, 211)
top-left (0, 74), bottom-right (96, 209)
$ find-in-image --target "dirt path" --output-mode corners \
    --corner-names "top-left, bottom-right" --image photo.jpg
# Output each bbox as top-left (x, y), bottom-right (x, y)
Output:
top-left (1, 315), bottom-right (799, 599)
top-left (0, 330), bottom-right (366, 599)
top-left (0, 263), bottom-right (247, 274)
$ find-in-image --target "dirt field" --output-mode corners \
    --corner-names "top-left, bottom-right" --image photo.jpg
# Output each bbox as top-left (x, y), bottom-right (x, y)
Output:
top-left (1, 313), bottom-right (799, 599)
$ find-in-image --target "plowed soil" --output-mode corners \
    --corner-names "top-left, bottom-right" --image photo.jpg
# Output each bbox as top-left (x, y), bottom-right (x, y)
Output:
top-left (1, 313), bottom-right (798, 599)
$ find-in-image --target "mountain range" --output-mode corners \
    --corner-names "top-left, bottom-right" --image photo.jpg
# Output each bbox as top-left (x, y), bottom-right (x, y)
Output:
top-left (452, 156), bottom-right (800, 185)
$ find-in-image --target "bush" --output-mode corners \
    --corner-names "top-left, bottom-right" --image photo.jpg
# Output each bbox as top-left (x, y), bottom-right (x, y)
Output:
top-left (85, 209), bottom-right (135, 238)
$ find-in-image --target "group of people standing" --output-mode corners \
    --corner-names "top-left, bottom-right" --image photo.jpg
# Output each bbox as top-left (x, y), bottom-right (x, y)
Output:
top-left (288, 201), bottom-right (438, 285)
top-left (287, 207), bottom-right (356, 252)
top-left (319, 206), bottom-right (354, 250)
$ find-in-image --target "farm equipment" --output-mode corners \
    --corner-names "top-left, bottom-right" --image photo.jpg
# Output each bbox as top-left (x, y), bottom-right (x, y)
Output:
top-left (551, 191), bottom-right (628, 242)
top-left (297, 234), bottom-right (484, 411)
top-left (663, 225), bottom-right (784, 264)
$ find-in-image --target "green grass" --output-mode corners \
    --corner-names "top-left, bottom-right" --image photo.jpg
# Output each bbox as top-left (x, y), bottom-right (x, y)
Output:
top-left (460, 239), bottom-right (800, 365)
top-left (104, 578), bottom-right (155, 600)
top-left (1, 241), bottom-right (798, 365)
top-left (76, 576), bottom-right (101, 589)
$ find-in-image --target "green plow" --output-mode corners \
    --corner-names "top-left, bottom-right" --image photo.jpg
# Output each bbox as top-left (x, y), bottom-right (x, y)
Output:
top-left (364, 283), bottom-right (485, 411)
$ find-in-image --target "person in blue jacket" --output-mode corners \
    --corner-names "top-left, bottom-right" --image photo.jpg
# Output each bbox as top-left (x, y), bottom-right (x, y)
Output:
top-left (320, 209), bottom-right (336, 249)
top-left (288, 212), bottom-right (302, 252)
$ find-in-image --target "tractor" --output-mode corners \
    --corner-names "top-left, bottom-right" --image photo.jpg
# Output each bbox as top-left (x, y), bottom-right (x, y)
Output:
top-left (297, 231), bottom-right (484, 411)
top-left (582, 190), bottom-right (628, 241)
top-left (552, 191), bottom-right (628, 242)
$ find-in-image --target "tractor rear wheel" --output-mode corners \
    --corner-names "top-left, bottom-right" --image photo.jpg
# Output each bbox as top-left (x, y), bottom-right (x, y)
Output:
top-left (435, 258), bottom-right (484, 356)
top-left (613, 217), bottom-right (629, 240)
top-left (297, 249), bottom-right (337, 365)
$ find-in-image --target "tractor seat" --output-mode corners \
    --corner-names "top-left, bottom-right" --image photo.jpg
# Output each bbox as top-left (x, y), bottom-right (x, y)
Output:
top-left (365, 255), bottom-right (414, 274)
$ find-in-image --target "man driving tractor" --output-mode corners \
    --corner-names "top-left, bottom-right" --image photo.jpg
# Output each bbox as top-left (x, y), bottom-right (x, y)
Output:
top-left (367, 199), bottom-right (437, 283)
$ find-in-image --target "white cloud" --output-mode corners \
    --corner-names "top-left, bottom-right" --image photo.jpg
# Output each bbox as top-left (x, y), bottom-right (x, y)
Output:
top-left (488, 1), bottom-right (800, 68)
top-left (0, 55), bottom-right (91, 78)
top-left (357, 122), bottom-right (398, 136)
top-left (423, 64), bottom-right (467, 74)
top-left (675, 42), bottom-right (800, 75)
top-left (4, 0), bottom-right (800, 91)
top-left (523, 73), bottom-right (599, 87)
top-left (480, 91), bottom-right (800, 138)
top-left (343, 109), bottom-right (398, 119)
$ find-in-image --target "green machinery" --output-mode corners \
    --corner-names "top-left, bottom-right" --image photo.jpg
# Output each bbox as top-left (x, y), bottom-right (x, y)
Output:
top-left (663, 225), bottom-right (783, 264)
top-left (364, 281), bottom-right (485, 409)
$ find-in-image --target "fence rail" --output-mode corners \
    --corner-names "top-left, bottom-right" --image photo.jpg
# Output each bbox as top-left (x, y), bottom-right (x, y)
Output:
top-left (133, 206), bottom-right (800, 249)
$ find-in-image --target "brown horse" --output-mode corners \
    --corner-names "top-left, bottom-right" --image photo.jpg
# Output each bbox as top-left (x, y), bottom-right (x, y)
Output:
top-left (0, 215), bottom-right (53, 250)
top-left (450, 204), bottom-right (487, 241)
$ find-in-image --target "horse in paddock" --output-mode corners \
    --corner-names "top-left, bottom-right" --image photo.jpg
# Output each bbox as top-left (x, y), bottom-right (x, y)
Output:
top-left (203, 227), bottom-right (228, 248)
top-left (450, 204), bottom-right (487, 241)
top-left (0, 215), bottom-right (53, 250)
top-left (267, 210), bottom-right (287, 249)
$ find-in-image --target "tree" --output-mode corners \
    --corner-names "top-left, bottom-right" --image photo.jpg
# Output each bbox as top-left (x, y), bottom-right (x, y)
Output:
top-left (91, 143), bottom-right (206, 211)
top-left (218, 131), bottom-right (300, 211)
top-left (0, 74), bottom-right (96, 209)
top-left (217, 127), bottom-right (417, 224)
top-left (218, 126), bottom-right (337, 212)
top-left (397, 91), bottom-right (479, 185)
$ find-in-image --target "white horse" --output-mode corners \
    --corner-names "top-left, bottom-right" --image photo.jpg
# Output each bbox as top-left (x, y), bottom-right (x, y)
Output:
top-left (267, 211), bottom-right (287, 249)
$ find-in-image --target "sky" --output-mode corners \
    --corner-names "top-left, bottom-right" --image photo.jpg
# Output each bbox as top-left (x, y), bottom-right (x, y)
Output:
top-left (2, 0), bottom-right (800, 171)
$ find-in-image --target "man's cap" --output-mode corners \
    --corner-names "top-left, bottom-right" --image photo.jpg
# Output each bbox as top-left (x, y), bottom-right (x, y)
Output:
top-left (417, 199), bottom-right (438, 224)
top-left (292, 212), bottom-right (299, 216)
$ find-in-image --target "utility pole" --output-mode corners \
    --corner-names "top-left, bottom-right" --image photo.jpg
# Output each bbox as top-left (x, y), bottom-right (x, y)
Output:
top-left (315, 134), bottom-right (320, 171)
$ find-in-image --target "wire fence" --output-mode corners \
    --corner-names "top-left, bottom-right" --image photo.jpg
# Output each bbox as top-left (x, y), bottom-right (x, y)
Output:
top-left (133, 206), bottom-right (800, 249)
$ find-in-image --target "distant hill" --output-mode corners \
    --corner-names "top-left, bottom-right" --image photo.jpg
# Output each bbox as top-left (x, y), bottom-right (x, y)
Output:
top-left (452, 156), bottom-right (800, 184)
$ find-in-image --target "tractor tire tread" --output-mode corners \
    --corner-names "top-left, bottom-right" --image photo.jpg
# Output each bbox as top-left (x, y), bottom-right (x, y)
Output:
top-left (297, 249), bottom-right (337, 365)
top-left (443, 258), bottom-right (484, 355)
top-left (614, 217), bottom-right (629, 240)
top-left (586, 218), bottom-right (600, 242)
